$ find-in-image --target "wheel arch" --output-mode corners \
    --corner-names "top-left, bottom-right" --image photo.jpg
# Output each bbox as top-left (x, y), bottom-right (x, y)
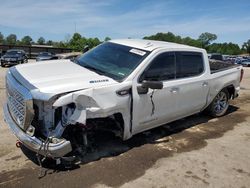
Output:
top-left (225, 84), bottom-right (236, 99)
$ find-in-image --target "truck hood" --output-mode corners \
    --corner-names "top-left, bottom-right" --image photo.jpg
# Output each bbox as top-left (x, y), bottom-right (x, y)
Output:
top-left (10, 60), bottom-right (118, 100)
top-left (3, 54), bottom-right (22, 58)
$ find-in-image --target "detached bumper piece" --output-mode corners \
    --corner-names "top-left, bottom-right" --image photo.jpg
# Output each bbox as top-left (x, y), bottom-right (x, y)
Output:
top-left (3, 104), bottom-right (72, 158)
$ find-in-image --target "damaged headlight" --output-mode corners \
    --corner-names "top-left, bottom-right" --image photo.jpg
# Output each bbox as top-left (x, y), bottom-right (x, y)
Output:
top-left (51, 103), bottom-right (76, 138)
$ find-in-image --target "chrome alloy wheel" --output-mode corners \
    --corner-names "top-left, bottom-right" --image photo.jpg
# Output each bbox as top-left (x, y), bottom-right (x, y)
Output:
top-left (213, 91), bottom-right (228, 114)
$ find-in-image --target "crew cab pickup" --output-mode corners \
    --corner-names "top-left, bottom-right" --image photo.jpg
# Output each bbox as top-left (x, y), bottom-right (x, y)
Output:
top-left (3, 39), bottom-right (243, 161)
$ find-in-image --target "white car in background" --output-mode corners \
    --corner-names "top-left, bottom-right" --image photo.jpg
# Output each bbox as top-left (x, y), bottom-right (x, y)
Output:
top-left (241, 59), bottom-right (250, 67)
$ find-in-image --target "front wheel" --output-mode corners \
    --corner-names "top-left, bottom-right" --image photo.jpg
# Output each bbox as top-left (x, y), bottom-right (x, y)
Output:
top-left (207, 89), bottom-right (229, 117)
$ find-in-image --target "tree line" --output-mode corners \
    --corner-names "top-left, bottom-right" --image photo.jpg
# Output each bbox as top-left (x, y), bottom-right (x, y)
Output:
top-left (0, 31), bottom-right (249, 55)
top-left (144, 32), bottom-right (250, 55)
top-left (0, 32), bottom-right (111, 51)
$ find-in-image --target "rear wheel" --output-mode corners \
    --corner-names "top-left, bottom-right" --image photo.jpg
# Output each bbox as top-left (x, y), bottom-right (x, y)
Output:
top-left (1, 62), bottom-right (5, 67)
top-left (207, 89), bottom-right (229, 117)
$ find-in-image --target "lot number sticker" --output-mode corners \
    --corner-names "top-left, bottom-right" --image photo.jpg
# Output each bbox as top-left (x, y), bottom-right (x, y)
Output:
top-left (129, 49), bottom-right (146, 56)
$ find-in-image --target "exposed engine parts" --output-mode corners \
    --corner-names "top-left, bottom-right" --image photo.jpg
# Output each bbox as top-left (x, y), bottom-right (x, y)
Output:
top-left (63, 114), bottom-right (124, 156)
top-left (51, 104), bottom-right (76, 138)
top-left (32, 99), bottom-right (125, 168)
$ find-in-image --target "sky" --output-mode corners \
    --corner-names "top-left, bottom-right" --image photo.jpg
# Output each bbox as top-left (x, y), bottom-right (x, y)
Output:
top-left (0, 0), bottom-right (250, 46)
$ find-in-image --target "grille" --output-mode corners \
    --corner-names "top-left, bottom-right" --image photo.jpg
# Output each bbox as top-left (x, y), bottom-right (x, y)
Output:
top-left (6, 72), bottom-right (34, 130)
top-left (6, 81), bottom-right (26, 128)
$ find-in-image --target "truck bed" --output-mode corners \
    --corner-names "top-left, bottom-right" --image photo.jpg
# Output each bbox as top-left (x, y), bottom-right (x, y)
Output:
top-left (209, 60), bottom-right (240, 74)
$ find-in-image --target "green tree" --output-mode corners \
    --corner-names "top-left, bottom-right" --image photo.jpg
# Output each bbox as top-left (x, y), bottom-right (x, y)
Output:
top-left (0, 32), bottom-right (4, 44)
top-left (182, 37), bottom-right (202, 47)
top-left (69, 33), bottom-right (85, 51)
top-left (71, 33), bottom-right (82, 42)
top-left (144, 32), bottom-right (176, 42)
top-left (242, 39), bottom-right (250, 54)
top-left (46, 40), bottom-right (53, 46)
top-left (143, 32), bottom-right (201, 47)
top-left (37, 37), bottom-right (45, 45)
top-left (198, 32), bottom-right (217, 48)
top-left (16, 40), bottom-right (22, 45)
top-left (104, 37), bottom-right (111, 41)
top-left (54, 41), bottom-right (67, 48)
top-left (86, 38), bottom-right (101, 49)
top-left (208, 42), bottom-right (241, 55)
top-left (143, 32), bottom-right (244, 54)
top-left (6, 34), bottom-right (17, 45)
top-left (21, 35), bottom-right (33, 45)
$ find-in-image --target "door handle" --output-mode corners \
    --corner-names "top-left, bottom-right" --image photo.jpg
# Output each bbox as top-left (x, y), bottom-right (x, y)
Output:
top-left (202, 82), bottom-right (208, 87)
top-left (170, 87), bottom-right (179, 93)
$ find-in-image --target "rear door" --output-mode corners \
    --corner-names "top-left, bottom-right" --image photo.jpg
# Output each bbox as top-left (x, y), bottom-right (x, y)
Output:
top-left (173, 52), bottom-right (209, 117)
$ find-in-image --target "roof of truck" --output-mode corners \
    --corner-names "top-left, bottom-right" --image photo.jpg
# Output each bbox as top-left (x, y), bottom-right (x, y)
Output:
top-left (110, 39), bottom-right (201, 51)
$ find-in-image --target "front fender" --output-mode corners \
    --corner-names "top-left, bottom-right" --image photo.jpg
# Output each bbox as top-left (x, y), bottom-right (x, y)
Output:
top-left (52, 81), bottom-right (133, 140)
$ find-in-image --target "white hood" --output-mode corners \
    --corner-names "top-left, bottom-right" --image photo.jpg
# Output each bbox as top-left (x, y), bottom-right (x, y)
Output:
top-left (10, 60), bottom-right (118, 100)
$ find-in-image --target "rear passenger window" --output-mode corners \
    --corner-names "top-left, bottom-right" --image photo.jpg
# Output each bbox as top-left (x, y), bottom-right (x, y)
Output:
top-left (176, 52), bottom-right (204, 78)
top-left (141, 52), bottom-right (175, 81)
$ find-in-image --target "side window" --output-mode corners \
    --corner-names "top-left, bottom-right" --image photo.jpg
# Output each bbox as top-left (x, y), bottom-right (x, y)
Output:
top-left (176, 52), bottom-right (204, 78)
top-left (140, 52), bottom-right (175, 82)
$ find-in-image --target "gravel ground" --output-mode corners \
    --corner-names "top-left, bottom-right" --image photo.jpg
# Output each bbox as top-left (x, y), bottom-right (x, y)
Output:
top-left (0, 62), bottom-right (249, 188)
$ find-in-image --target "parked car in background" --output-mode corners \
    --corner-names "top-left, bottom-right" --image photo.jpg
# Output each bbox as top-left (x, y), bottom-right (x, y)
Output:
top-left (225, 56), bottom-right (236, 64)
top-left (57, 52), bottom-right (82, 62)
top-left (241, 59), bottom-right (250, 67)
top-left (235, 57), bottom-right (247, 65)
top-left (209, 53), bottom-right (223, 61)
top-left (36, 52), bottom-right (58, 62)
top-left (1, 49), bottom-right (28, 67)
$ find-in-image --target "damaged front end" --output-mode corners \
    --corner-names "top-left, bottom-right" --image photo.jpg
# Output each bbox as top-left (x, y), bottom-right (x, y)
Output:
top-left (4, 68), bottom-right (132, 163)
top-left (46, 84), bottom-right (132, 160)
top-left (3, 73), bottom-right (72, 158)
top-left (28, 94), bottom-right (128, 161)
top-left (4, 95), bottom-right (127, 162)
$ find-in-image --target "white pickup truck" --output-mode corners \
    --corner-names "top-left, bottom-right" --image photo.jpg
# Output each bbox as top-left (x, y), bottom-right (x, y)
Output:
top-left (4, 39), bottom-right (244, 162)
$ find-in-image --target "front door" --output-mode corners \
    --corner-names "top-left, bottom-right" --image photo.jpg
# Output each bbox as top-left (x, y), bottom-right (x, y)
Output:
top-left (132, 52), bottom-right (178, 134)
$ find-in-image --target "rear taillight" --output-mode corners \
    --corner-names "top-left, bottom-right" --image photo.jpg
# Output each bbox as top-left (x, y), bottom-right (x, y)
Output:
top-left (240, 69), bottom-right (244, 82)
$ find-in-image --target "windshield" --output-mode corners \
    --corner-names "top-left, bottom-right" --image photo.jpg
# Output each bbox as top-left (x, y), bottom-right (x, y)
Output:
top-left (242, 60), bottom-right (250, 63)
top-left (6, 51), bottom-right (22, 56)
top-left (76, 42), bottom-right (150, 81)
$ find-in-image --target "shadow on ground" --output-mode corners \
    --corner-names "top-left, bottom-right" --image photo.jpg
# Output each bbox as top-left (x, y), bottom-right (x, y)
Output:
top-left (1, 104), bottom-right (247, 188)
top-left (20, 105), bottom-right (239, 172)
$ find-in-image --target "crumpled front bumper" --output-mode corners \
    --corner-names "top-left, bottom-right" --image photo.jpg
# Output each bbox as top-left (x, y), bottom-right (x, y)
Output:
top-left (3, 103), bottom-right (72, 158)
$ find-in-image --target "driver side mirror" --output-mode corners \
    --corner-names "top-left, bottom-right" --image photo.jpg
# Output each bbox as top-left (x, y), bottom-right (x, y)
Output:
top-left (137, 80), bottom-right (163, 94)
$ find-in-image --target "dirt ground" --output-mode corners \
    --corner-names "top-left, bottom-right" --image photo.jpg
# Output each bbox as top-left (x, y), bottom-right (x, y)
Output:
top-left (0, 62), bottom-right (250, 188)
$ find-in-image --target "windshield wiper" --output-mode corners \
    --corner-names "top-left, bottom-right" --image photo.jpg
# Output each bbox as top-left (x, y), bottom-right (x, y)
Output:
top-left (82, 65), bottom-right (106, 76)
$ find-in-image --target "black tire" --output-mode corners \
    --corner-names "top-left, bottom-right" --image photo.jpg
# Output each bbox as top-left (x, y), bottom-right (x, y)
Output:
top-left (206, 89), bottom-right (229, 117)
top-left (1, 62), bottom-right (5, 67)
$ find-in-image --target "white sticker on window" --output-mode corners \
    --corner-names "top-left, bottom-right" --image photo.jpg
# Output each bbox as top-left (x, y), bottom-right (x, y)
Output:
top-left (118, 72), bottom-right (125, 76)
top-left (129, 49), bottom-right (146, 56)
